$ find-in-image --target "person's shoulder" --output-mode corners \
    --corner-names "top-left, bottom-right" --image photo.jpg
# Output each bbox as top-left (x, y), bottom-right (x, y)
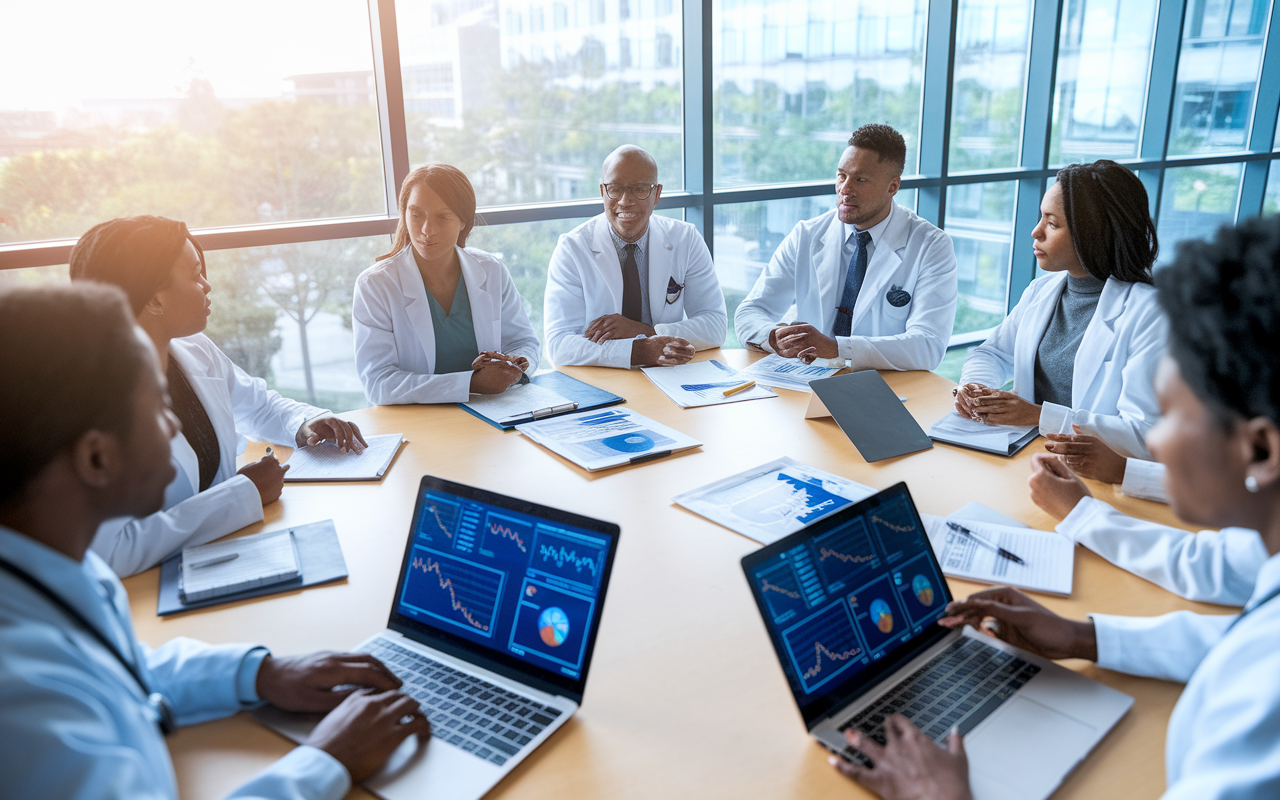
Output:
top-left (170, 333), bottom-right (233, 375)
top-left (460, 246), bottom-right (504, 269)
top-left (794, 207), bottom-right (838, 234)
top-left (892, 203), bottom-right (945, 239)
top-left (558, 216), bottom-right (601, 245)
top-left (356, 248), bottom-right (410, 288)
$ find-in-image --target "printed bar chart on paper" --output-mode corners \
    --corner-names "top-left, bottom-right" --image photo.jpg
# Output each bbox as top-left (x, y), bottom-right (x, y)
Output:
top-left (741, 354), bottom-right (841, 393)
top-left (641, 359), bottom-right (777, 407)
top-left (674, 457), bottom-right (875, 544)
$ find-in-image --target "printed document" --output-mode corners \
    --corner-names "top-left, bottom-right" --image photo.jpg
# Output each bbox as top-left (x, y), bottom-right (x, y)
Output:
top-left (284, 433), bottom-right (404, 481)
top-left (462, 382), bottom-right (575, 424)
top-left (921, 513), bottom-right (1074, 595)
top-left (674, 457), bottom-right (875, 545)
top-left (740, 354), bottom-right (840, 393)
top-left (517, 407), bottom-right (701, 471)
top-left (929, 412), bottom-right (1036, 454)
top-left (642, 359), bottom-right (777, 407)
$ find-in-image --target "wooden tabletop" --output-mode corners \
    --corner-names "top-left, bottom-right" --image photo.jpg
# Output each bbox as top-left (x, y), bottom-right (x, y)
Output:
top-left (124, 349), bottom-right (1216, 800)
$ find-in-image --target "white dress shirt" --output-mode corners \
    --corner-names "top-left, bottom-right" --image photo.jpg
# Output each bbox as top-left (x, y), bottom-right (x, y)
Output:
top-left (733, 203), bottom-right (958, 371)
top-left (1092, 548), bottom-right (1280, 799)
top-left (90, 334), bottom-right (327, 577)
top-left (0, 526), bottom-right (349, 800)
top-left (1058, 496), bottom-right (1265, 605)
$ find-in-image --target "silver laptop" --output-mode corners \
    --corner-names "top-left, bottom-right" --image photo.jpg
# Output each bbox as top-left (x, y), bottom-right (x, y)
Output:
top-left (258, 475), bottom-right (620, 800)
top-left (741, 483), bottom-right (1132, 800)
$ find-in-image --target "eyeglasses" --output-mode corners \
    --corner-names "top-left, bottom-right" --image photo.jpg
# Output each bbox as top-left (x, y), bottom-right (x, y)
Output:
top-left (601, 182), bottom-right (658, 200)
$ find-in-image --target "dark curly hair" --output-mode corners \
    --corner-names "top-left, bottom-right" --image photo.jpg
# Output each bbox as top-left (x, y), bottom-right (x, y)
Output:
top-left (1056, 160), bottom-right (1158, 285)
top-left (847, 124), bottom-right (906, 176)
top-left (1156, 214), bottom-right (1280, 427)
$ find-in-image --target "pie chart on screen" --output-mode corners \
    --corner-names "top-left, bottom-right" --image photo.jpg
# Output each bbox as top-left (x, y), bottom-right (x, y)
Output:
top-left (538, 607), bottom-right (570, 647)
top-left (871, 599), bottom-right (894, 633)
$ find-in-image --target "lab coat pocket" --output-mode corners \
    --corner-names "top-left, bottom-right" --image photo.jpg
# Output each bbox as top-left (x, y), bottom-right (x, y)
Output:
top-left (883, 283), bottom-right (912, 322)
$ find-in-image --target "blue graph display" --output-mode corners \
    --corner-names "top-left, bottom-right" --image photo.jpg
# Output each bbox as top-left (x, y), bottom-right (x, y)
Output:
top-left (480, 510), bottom-right (532, 558)
top-left (812, 517), bottom-right (880, 590)
top-left (757, 560), bottom-right (809, 623)
top-left (868, 495), bottom-right (924, 566)
top-left (400, 546), bottom-right (505, 638)
top-left (783, 601), bottom-right (865, 694)
top-left (508, 579), bottom-right (595, 674)
top-left (417, 494), bottom-right (461, 544)
top-left (531, 527), bottom-right (607, 589)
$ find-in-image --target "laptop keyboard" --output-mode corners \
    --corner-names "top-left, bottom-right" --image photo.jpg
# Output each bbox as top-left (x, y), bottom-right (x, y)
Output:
top-left (364, 638), bottom-right (564, 767)
top-left (837, 637), bottom-right (1040, 765)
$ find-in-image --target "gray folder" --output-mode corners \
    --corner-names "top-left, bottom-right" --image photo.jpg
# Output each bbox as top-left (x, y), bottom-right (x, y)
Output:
top-left (809, 371), bottom-right (933, 462)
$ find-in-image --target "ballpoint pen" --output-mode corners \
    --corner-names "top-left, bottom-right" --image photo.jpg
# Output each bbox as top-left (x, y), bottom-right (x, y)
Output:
top-left (946, 521), bottom-right (1026, 565)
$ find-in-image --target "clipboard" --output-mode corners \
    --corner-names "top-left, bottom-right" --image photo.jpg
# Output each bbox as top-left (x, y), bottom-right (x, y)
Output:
top-left (460, 371), bottom-right (625, 430)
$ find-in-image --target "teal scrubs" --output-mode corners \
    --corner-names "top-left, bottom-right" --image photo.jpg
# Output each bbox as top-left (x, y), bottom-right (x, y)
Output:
top-left (425, 278), bottom-right (480, 375)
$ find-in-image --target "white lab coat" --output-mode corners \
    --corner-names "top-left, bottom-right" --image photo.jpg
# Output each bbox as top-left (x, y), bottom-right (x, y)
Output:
top-left (0, 526), bottom-right (350, 800)
top-left (733, 204), bottom-right (958, 371)
top-left (1092, 549), bottom-right (1280, 799)
top-left (1058, 497), bottom-right (1264, 605)
top-left (353, 245), bottom-right (541, 403)
top-left (959, 272), bottom-right (1167, 459)
top-left (543, 214), bottom-right (727, 368)
top-left (90, 335), bottom-right (324, 578)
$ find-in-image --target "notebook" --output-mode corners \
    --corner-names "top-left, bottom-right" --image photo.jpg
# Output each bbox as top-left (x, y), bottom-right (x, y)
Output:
top-left (928, 413), bottom-right (1039, 457)
top-left (284, 433), bottom-right (405, 481)
top-left (179, 529), bottom-right (300, 603)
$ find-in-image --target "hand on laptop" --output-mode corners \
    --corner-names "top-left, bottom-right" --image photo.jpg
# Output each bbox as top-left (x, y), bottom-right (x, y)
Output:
top-left (830, 716), bottom-right (971, 800)
top-left (305, 687), bottom-right (431, 782)
top-left (256, 651), bottom-right (403, 712)
top-left (938, 587), bottom-right (1098, 662)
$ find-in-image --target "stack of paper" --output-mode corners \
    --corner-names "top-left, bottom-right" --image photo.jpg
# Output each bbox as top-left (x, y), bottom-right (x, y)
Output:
top-left (284, 433), bottom-right (405, 481)
top-left (517, 407), bottom-right (701, 471)
top-left (739, 354), bottom-right (841, 393)
top-left (641, 360), bottom-right (776, 407)
top-left (929, 412), bottom-right (1038, 457)
top-left (673, 457), bottom-right (875, 544)
top-left (179, 530), bottom-right (300, 603)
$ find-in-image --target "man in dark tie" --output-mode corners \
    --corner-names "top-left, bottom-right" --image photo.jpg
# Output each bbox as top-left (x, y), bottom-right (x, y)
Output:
top-left (734, 124), bottom-right (958, 371)
top-left (544, 145), bottom-right (728, 368)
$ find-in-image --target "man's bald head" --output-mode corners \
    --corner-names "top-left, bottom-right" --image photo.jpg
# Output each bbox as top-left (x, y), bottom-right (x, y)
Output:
top-left (601, 145), bottom-right (658, 183)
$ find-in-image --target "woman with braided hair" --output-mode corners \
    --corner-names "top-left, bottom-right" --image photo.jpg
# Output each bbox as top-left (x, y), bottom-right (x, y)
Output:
top-left (954, 160), bottom-right (1166, 487)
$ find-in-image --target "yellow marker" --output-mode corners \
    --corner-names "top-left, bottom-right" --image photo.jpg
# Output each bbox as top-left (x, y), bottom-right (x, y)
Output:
top-left (722, 380), bottom-right (756, 397)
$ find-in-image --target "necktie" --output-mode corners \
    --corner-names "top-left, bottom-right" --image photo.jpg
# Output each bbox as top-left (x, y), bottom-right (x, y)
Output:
top-left (621, 243), bottom-right (642, 322)
top-left (833, 230), bottom-right (871, 338)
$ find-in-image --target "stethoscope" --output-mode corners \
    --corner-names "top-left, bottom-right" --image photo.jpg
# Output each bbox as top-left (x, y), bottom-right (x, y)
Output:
top-left (0, 555), bottom-right (176, 735)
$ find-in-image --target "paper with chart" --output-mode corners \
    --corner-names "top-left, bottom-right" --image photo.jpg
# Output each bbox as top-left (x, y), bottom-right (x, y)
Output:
top-left (516, 407), bottom-right (701, 471)
top-left (283, 433), bottom-right (405, 481)
top-left (928, 412), bottom-right (1037, 455)
top-left (921, 514), bottom-right (1074, 595)
top-left (462, 382), bottom-right (575, 424)
top-left (740, 354), bottom-right (841, 393)
top-left (641, 359), bottom-right (777, 407)
top-left (673, 457), bottom-right (875, 544)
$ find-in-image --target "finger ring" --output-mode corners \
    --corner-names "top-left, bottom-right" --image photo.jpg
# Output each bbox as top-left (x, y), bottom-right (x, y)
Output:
top-left (952, 388), bottom-right (958, 397)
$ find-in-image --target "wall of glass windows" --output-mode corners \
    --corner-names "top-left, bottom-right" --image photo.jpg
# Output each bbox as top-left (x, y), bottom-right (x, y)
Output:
top-left (2, 0), bottom-right (1279, 410)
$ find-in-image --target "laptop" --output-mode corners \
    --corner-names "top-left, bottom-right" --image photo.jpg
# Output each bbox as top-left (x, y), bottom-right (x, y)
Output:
top-left (257, 475), bottom-right (620, 800)
top-left (741, 483), bottom-right (1132, 800)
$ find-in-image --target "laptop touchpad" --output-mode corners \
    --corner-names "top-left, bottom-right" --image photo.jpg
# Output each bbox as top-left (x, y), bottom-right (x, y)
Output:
top-left (965, 696), bottom-right (1097, 800)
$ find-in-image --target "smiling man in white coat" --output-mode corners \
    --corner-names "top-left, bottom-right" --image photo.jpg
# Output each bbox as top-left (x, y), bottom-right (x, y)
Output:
top-left (543, 145), bottom-right (727, 368)
top-left (734, 124), bottom-right (957, 371)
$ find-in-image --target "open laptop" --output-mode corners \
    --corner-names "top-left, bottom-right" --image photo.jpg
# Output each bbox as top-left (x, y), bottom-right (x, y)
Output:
top-left (257, 475), bottom-right (620, 800)
top-left (741, 483), bottom-right (1132, 800)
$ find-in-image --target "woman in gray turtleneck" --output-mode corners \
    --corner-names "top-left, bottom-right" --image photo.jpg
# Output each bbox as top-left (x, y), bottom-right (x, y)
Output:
top-left (953, 160), bottom-right (1166, 485)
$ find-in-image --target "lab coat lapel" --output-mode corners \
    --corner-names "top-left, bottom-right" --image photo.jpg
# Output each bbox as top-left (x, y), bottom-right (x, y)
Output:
top-left (395, 248), bottom-right (439, 373)
top-left (591, 217), bottom-right (625, 312)
top-left (851, 206), bottom-right (907, 328)
top-left (459, 248), bottom-right (501, 351)
top-left (170, 343), bottom-right (237, 484)
top-left (1071, 278), bottom-right (1129, 406)
top-left (1014, 272), bottom-right (1066, 399)
top-left (816, 212), bottom-right (847, 331)
top-left (646, 218), bottom-right (676, 323)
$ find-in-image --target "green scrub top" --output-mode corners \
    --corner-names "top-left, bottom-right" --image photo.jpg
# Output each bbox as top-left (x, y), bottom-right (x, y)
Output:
top-left (425, 277), bottom-right (480, 375)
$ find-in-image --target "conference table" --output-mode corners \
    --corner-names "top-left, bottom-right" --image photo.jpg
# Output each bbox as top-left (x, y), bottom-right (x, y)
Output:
top-left (125, 349), bottom-right (1223, 800)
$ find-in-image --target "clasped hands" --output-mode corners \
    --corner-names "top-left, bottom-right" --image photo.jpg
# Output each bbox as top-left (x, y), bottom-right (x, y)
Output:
top-left (769, 323), bottom-right (839, 364)
top-left (469, 350), bottom-right (529, 394)
top-left (255, 651), bottom-right (429, 783)
top-left (582, 313), bottom-right (695, 367)
top-left (952, 383), bottom-right (1041, 427)
top-left (831, 588), bottom-right (1097, 800)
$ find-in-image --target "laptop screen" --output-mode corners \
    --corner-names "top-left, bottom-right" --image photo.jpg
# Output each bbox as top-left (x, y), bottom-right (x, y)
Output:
top-left (741, 482), bottom-right (952, 726)
top-left (388, 476), bottom-right (619, 700)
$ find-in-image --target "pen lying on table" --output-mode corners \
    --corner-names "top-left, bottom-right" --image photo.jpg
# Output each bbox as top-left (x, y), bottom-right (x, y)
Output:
top-left (945, 521), bottom-right (1026, 565)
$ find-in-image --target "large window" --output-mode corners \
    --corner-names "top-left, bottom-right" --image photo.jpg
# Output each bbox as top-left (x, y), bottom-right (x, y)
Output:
top-left (5, 0), bottom-right (1280, 403)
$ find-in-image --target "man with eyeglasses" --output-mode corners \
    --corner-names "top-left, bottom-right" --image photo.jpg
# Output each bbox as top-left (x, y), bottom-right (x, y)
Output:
top-left (734, 124), bottom-right (958, 371)
top-left (544, 144), bottom-right (727, 368)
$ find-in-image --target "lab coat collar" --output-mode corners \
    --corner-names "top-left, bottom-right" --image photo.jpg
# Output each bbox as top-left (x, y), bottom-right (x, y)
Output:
top-left (1071, 277), bottom-right (1136, 405)
top-left (1246, 548), bottom-right (1280, 612)
top-left (170, 336), bottom-right (238, 487)
top-left (851, 203), bottom-right (907, 328)
top-left (392, 245), bottom-right (498, 370)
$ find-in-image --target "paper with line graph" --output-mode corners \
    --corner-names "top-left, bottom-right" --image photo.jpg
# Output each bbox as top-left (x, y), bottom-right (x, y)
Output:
top-left (641, 359), bottom-right (777, 407)
top-left (673, 457), bottom-right (875, 544)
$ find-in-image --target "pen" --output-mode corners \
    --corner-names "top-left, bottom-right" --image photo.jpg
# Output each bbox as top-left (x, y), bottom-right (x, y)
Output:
top-left (722, 380), bottom-right (756, 397)
top-left (189, 553), bottom-right (238, 569)
top-left (945, 521), bottom-right (1026, 565)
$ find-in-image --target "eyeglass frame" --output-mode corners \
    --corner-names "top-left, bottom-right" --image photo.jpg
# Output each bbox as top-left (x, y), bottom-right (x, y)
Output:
top-left (600, 182), bottom-right (660, 201)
